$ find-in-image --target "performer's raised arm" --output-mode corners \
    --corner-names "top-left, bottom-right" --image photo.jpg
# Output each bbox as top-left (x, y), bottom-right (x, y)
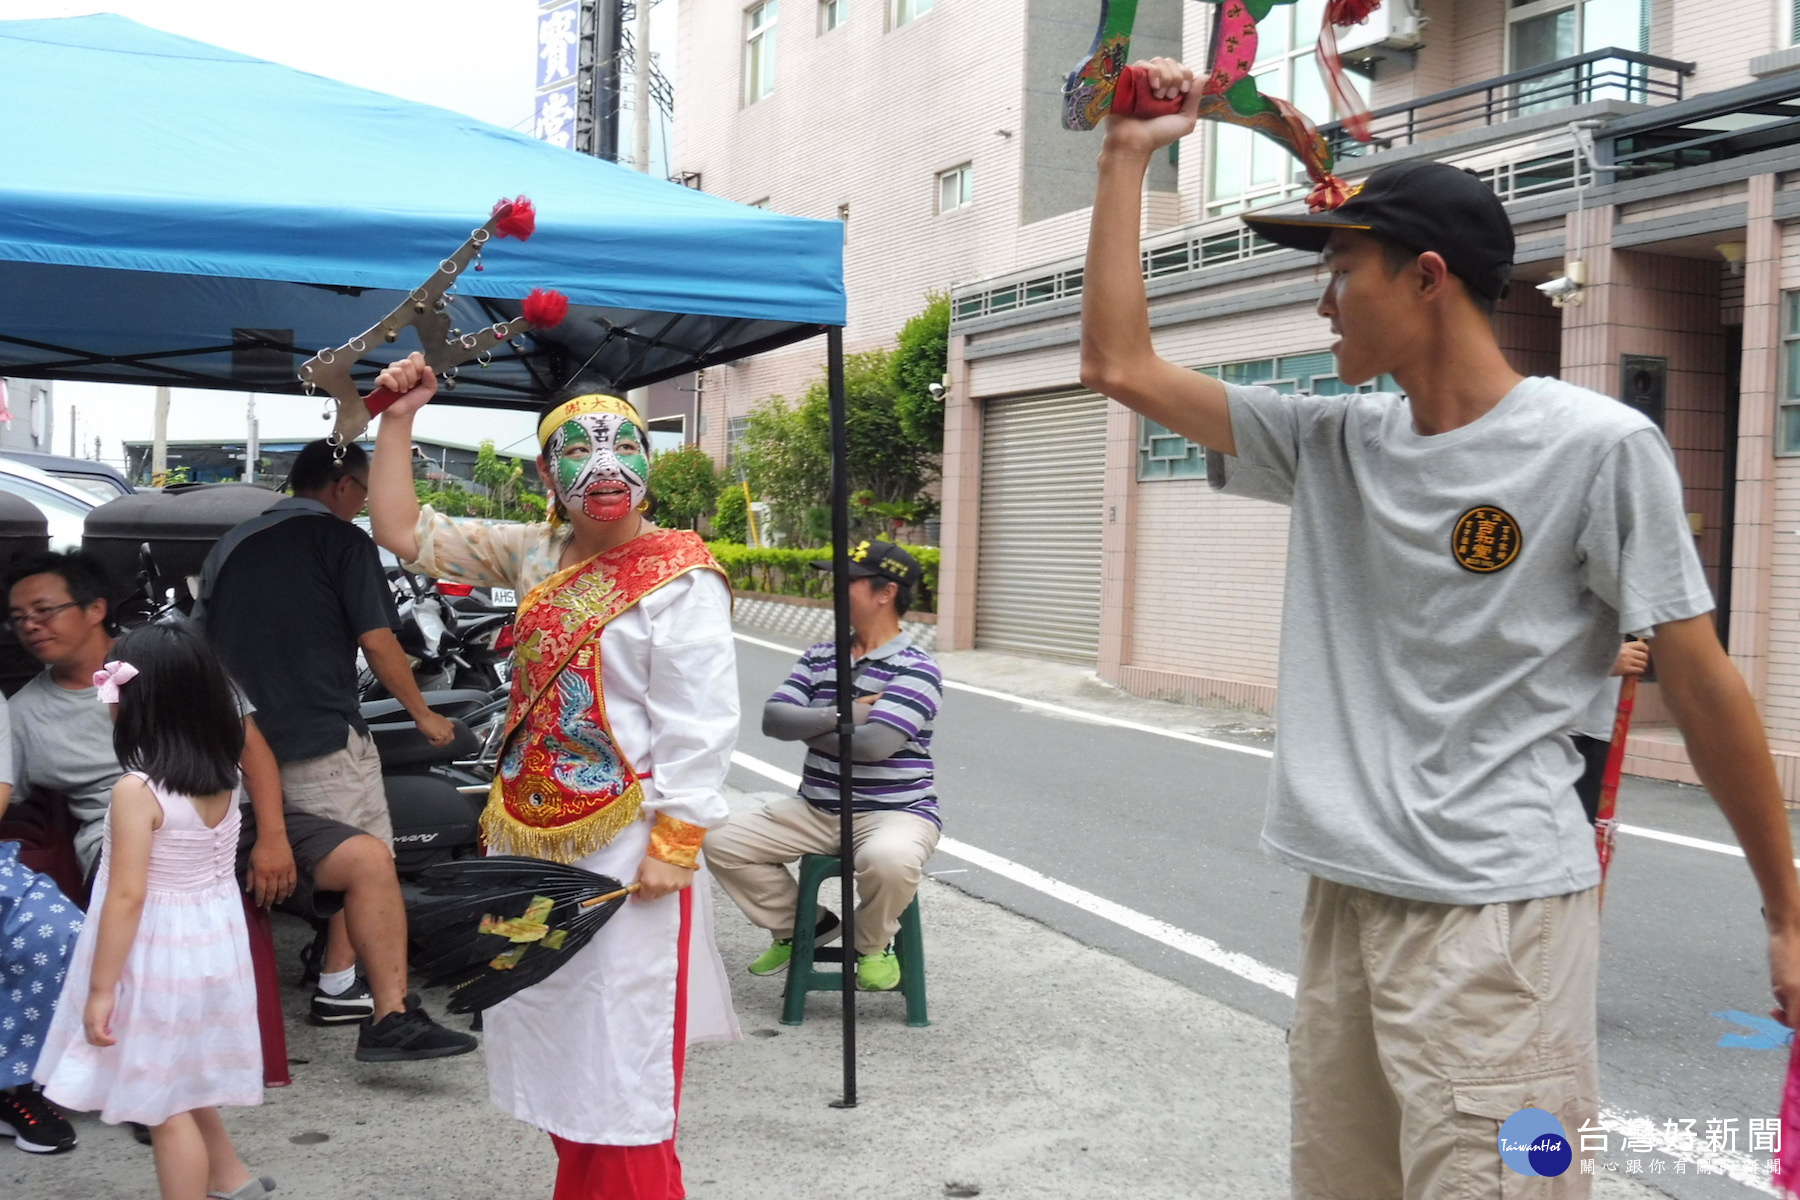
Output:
top-left (1079, 56), bottom-right (1236, 457)
top-left (368, 351), bottom-right (433, 563)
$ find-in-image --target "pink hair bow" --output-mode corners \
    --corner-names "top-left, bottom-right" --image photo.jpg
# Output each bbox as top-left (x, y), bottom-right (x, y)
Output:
top-left (93, 660), bottom-right (139, 704)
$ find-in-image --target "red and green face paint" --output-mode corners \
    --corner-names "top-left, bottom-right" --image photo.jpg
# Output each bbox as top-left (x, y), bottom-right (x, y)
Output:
top-left (548, 413), bottom-right (649, 523)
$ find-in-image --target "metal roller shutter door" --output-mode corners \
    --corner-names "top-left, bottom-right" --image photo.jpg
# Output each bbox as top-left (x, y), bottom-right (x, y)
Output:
top-left (976, 391), bottom-right (1106, 663)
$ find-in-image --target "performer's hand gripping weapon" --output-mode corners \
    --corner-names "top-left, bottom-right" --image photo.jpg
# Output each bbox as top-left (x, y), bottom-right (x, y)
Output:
top-left (1061, 0), bottom-right (1383, 212)
top-left (300, 197), bottom-right (570, 444)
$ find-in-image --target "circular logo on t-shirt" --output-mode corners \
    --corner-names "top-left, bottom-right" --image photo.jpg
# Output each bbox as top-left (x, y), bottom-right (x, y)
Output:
top-left (1452, 505), bottom-right (1523, 573)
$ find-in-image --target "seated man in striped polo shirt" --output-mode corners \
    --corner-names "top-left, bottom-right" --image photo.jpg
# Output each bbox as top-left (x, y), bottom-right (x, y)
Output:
top-left (707, 539), bottom-right (942, 992)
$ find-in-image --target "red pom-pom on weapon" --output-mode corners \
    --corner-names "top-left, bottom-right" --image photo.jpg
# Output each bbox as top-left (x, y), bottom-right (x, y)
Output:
top-left (522, 287), bottom-right (569, 329)
top-left (493, 195), bottom-right (537, 241)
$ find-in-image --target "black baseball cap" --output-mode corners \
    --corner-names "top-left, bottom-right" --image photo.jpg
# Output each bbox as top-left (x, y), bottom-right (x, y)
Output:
top-left (1241, 159), bottom-right (1515, 301)
top-left (810, 539), bottom-right (921, 590)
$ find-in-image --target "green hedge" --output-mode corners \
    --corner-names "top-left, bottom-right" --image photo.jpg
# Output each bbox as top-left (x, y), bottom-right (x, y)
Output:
top-left (707, 543), bottom-right (939, 614)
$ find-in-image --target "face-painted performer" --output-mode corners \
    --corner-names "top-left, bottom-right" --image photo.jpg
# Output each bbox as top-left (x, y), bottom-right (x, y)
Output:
top-left (542, 403), bottom-right (651, 525)
top-left (363, 356), bottom-right (741, 1200)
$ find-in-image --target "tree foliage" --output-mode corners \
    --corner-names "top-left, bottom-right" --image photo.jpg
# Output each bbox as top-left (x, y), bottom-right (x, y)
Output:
top-left (890, 292), bottom-right (950, 452)
top-left (734, 395), bottom-right (831, 544)
top-left (711, 482), bottom-right (750, 544)
top-left (646, 444), bottom-right (719, 530)
top-left (415, 440), bottom-right (544, 521)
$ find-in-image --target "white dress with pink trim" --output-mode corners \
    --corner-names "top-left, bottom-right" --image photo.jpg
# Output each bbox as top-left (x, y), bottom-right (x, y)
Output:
top-left (34, 774), bottom-right (261, 1126)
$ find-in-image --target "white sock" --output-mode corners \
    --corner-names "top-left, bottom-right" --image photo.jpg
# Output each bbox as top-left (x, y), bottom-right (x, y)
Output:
top-left (318, 966), bottom-right (358, 996)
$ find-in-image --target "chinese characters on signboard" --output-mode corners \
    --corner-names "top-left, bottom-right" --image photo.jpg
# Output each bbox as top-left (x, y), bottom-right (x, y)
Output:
top-left (535, 1), bottom-right (581, 149)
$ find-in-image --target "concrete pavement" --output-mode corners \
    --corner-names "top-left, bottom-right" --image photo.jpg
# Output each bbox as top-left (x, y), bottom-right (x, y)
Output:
top-left (3, 788), bottom-right (1664, 1198)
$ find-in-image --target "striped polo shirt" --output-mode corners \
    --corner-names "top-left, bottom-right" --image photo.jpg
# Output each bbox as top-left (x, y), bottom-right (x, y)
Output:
top-left (769, 631), bottom-right (943, 827)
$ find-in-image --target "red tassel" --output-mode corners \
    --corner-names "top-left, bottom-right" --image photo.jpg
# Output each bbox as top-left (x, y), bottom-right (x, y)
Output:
top-left (493, 195), bottom-right (537, 240)
top-left (1326, 0), bottom-right (1381, 25)
top-left (1306, 173), bottom-right (1354, 212)
top-left (522, 288), bottom-right (569, 329)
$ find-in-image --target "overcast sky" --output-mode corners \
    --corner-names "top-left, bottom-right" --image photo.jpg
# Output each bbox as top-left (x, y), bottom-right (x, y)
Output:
top-left (2, 0), bottom-right (676, 467)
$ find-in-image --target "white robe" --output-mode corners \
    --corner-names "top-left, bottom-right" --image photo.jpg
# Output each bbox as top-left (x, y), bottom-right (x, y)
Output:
top-left (411, 515), bottom-right (741, 1146)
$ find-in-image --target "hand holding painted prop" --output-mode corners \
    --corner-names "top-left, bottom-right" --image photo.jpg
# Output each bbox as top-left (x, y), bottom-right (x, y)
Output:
top-left (300, 197), bottom-right (569, 443)
top-left (1062, 0), bottom-right (1382, 212)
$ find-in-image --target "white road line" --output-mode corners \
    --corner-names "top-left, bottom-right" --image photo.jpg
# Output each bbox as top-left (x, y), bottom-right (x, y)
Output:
top-left (731, 632), bottom-right (1272, 759)
top-left (729, 748), bottom-right (1781, 1189)
top-left (734, 632), bottom-right (1791, 870)
top-left (728, 749), bottom-right (1297, 997)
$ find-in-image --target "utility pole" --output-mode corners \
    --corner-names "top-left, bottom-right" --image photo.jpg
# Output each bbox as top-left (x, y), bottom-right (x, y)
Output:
top-left (246, 394), bottom-right (260, 483)
top-left (68, 405), bottom-right (76, 457)
top-left (152, 386), bottom-right (170, 476)
top-left (632, 0), bottom-right (652, 172)
top-left (591, 0), bottom-right (624, 162)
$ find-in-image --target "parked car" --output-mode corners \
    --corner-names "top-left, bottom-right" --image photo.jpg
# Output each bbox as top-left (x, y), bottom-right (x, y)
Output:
top-left (0, 458), bottom-right (102, 550)
top-left (0, 451), bottom-right (132, 503)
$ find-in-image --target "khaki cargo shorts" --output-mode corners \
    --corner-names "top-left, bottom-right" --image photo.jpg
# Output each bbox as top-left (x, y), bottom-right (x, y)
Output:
top-left (1290, 877), bottom-right (1599, 1200)
top-left (278, 727), bottom-right (391, 848)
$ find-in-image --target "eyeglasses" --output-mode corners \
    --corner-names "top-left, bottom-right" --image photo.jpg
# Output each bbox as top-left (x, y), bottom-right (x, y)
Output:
top-left (7, 601), bottom-right (82, 632)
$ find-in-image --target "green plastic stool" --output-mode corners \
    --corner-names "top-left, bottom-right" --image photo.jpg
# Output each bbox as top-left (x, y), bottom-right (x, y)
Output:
top-left (781, 853), bottom-right (928, 1028)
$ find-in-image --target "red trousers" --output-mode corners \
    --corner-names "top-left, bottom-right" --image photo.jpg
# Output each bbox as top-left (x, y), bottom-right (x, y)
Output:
top-left (549, 886), bottom-right (693, 1200)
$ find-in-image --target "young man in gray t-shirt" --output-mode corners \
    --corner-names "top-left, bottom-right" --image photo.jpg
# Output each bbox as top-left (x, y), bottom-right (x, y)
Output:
top-left (1080, 58), bottom-right (1800, 1198)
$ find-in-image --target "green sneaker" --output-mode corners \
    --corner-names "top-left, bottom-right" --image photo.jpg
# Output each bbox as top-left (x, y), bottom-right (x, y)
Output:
top-left (856, 950), bottom-right (901, 992)
top-left (748, 939), bottom-right (794, 976)
top-left (748, 909), bottom-right (841, 976)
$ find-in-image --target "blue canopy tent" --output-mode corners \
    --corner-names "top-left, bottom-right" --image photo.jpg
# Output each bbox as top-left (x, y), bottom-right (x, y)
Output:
top-left (0, 14), bottom-right (870, 1104)
top-left (0, 14), bottom-right (843, 405)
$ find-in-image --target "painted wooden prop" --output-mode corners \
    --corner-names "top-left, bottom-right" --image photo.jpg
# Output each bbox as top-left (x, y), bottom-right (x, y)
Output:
top-left (1592, 673), bottom-right (1636, 909)
top-left (1061, 0), bottom-right (1382, 212)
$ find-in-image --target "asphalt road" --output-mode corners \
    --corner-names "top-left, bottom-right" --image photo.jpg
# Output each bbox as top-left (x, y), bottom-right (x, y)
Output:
top-left (725, 631), bottom-right (1800, 1200)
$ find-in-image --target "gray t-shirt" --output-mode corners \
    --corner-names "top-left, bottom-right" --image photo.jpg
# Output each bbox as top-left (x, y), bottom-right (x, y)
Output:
top-left (9, 668), bottom-right (254, 872)
top-left (1209, 376), bottom-right (1712, 905)
top-left (11, 672), bottom-right (124, 873)
top-left (1573, 675), bottom-right (1624, 741)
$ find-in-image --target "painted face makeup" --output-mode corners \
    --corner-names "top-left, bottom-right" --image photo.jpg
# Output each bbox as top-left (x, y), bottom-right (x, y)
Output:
top-left (548, 413), bottom-right (649, 523)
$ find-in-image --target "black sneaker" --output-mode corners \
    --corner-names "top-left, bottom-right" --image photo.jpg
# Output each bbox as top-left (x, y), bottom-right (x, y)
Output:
top-left (309, 976), bottom-right (374, 1025)
top-left (0, 1085), bottom-right (77, 1154)
top-left (355, 994), bottom-right (479, 1062)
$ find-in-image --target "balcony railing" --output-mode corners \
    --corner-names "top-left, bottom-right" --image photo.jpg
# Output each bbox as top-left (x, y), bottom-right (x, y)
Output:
top-left (1323, 48), bottom-right (1695, 160)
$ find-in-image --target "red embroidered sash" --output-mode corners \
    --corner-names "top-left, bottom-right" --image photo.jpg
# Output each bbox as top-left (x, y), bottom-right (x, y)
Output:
top-left (482, 529), bottom-right (723, 863)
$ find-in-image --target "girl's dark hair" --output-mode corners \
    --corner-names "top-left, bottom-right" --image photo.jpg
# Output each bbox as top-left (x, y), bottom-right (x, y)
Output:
top-left (110, 623), bottom-right (244, 797)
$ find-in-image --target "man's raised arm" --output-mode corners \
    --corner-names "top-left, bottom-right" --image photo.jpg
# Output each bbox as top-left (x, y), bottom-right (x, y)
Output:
top-left (1079, 58), bottom-right (1236, 457)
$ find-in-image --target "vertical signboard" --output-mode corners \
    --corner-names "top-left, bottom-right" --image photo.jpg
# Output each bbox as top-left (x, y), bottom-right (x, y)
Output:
top-left (535, 1), bottom-right (581, 149)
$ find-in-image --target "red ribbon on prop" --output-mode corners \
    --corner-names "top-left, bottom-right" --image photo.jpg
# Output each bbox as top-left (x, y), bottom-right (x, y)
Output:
top-left (493, 196), bottom-right (537, 240)
top-left (1111, 65), bottom-right (1187, 120)
top-left (1317, 0), bottom-right (1379, 144)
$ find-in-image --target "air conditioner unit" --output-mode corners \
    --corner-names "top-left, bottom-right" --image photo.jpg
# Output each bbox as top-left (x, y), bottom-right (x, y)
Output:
top-left (1335, 0), bottom-right (1425, 60)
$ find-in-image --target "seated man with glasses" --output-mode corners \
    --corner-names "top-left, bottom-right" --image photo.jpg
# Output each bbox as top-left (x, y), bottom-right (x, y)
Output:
top-left (5, 549), bottom-right (473, 1064)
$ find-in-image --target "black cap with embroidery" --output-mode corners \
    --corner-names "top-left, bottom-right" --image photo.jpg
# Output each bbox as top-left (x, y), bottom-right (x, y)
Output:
top-left (810, 538), bottom-right (921, 590)
top-left (1241, 159), bottom-right (1515, 301)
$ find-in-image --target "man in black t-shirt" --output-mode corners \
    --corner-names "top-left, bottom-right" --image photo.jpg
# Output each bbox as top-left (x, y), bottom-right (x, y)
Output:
top-left (205, 441), bottom-right (466, 1053)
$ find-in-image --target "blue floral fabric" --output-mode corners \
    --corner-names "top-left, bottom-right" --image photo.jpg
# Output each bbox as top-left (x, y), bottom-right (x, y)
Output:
top-left (0, 842), bottom-right (82, 1084)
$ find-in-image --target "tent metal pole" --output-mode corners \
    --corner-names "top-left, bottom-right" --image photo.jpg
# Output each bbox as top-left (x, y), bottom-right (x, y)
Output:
top-left (826, 324), bottom-right (858, 1110)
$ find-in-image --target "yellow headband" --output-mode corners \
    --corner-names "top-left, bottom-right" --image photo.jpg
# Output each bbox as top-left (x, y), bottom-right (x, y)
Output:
top-left (537, 393), bottom-right (648, 450)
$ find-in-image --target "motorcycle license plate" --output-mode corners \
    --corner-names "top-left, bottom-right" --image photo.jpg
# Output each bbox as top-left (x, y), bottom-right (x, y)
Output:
top-left (489, 587), bottom-right (517, 607)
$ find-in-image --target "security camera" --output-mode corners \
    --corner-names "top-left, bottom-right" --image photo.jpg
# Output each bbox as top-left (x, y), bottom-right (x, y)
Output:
top-left (1536, 275), bottom-right (1580, 299)
top-left (927, 382), bottom-right (945, 398)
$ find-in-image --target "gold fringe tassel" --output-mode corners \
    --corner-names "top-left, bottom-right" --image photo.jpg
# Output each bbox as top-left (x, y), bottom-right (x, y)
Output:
top-left (480, 778), bottom-right (646, 865)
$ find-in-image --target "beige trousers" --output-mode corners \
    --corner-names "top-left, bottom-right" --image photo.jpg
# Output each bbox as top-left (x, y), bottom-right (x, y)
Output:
top-left (1291, 878), bottom-right (1599, 1200)
top-left (278, 728), bottom-right (391, 847)
top-left (704, 794), bottom-right (940, 955)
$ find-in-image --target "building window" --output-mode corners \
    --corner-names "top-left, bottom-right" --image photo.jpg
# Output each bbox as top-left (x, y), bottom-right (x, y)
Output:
top-left (1203, 3), bottom-right (1332, 218)
top-left (745, 0), bottom-right (778, 105)
top-left (1137, 352), bottom-right (1400, 479)
top-left (823, 0), bottom-right (847, 31)
top-left (937, 164), bottom-right (973, 213)
top-left (726, 416), bottom-right (751, 467)
top-left (1138, 417), bottom-right (1207, 480)
top-left (894, 0), bottom-right (934, 27)
top-left (1781, 294), bottom-right (1800, 454)
top-left (1507, 0), bottom-right (1648, 111)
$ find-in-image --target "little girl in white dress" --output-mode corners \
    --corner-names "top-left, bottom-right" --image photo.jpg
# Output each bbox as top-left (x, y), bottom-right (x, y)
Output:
top-left (34, 623), bottom-right (273, 1200)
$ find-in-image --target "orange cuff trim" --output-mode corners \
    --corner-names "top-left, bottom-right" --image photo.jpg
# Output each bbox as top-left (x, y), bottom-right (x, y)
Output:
top-left (648, 814), bottom-right (706, 869)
